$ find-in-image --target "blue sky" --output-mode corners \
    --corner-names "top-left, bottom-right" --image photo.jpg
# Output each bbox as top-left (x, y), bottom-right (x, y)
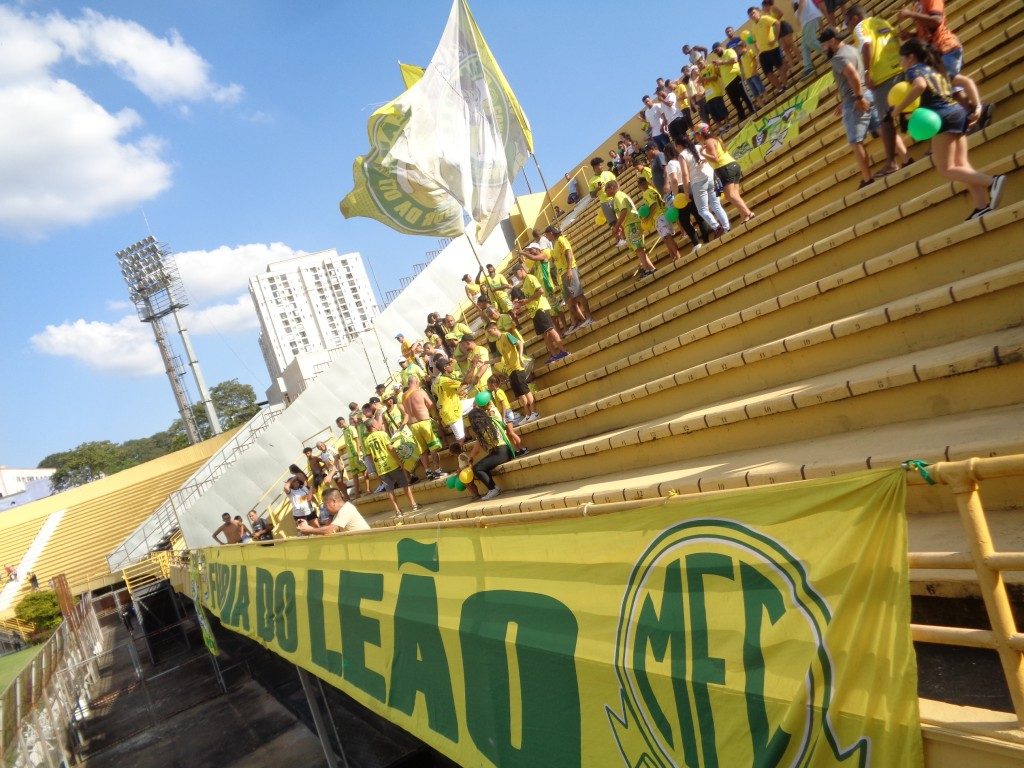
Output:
top-left (0, 0), bottom-right (755, 467)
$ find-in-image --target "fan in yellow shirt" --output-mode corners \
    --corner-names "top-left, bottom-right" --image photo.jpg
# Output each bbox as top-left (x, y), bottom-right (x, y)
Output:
top-left (606, 178), bottom-right (656, 276)
top-left (747, 7), bottom-right (787, 92)
top-left (636, 175), bottom-right (681, 262)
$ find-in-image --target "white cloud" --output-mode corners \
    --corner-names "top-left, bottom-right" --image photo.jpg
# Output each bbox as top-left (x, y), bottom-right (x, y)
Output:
top-left (0, 6), bottom-right (243, 237)
top-left (0, 78), bottom-right (171, 237)
top-left (105, 299), bottom-right (134, 311)
top-left (180, 294), bottom-right (258, 335)
top-left (43, 9), bottom-right (243, 105)
top-left (174, 242), bottom-right (301, 302)
top-left (30, 316), bottom-right (163, 376)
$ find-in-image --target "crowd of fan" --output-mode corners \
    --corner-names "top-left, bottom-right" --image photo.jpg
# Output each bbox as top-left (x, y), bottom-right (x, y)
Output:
top-left (214, 0), bottom-right (1007, 544)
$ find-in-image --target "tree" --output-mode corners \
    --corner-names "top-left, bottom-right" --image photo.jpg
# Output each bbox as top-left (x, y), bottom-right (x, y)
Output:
top-left (168, 379), bottom-right (260, 449)
top-left (38, 441), bottom-right (130, 492)
top-left (37, 379), bottom-right (263, 488)
top-left (15, 590), bottom-right (62, 635)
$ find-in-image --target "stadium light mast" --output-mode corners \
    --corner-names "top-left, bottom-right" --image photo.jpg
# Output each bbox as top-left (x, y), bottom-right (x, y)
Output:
top-left (116, 236), bottom-right (221, 444)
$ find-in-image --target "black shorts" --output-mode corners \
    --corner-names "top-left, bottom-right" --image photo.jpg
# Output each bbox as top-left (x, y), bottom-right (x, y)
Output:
top-left (759, 48), bottom-right (784, 74)
top-left (707, 96), bottom-right (728, 122)
top-left (779, 20), bottom-right (794, 37)
top-left (532, 309), bottom-right (554, 336)
top-left (668, 113), bottom-right (693, 142)
top-left (715, 161), bottom-right (742, 186)
top-left (509, 369), bottom-right (530, 398)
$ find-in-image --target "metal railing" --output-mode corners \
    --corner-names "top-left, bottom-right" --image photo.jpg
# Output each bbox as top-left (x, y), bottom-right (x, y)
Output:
top-left (106, 404), bottom-right (286, 572)
top-left (0, 596), bottom-right (102, 766)
top-left (905, 455), bottom-right (1024, 726)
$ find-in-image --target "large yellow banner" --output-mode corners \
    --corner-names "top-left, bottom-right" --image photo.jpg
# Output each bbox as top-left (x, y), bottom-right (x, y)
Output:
top-left (196, 469), bottom-right (922, 767)
top-left (728, 75), bottom-right (830, 173)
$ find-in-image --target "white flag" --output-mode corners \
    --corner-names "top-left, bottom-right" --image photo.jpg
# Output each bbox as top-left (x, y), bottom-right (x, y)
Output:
top-left (384, 0), bottom-right (532, 244)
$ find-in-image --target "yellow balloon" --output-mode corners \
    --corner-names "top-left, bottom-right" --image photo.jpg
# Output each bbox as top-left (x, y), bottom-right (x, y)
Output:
top-left (672, 194), bottom-right (687, 209)
top-left (887, 81), bottom-right (920, 113)
top-left (459, 467), bottom-right (474, 484)
top-left (594, 210), bottom-right (606, 226)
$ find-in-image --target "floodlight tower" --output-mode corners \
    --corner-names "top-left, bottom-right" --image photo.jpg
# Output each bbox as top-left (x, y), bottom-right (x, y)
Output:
top-left (116, 236), bottom-right (221, 444)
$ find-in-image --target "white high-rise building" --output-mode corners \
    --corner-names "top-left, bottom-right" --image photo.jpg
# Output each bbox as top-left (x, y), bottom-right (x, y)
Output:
top-left (250, 249), bottom-right (379, 400)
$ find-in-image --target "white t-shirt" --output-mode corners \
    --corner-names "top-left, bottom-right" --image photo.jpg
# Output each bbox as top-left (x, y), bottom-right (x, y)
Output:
top-left (289, 487), bottom-right (310, 516)
top-left (659, 92), bottom-right (681, 123)
top-left (681, 146), bottom-right (713, 182)
top-left (643, 104), bottom-right (665, 136)
top-left (798, 0), bottom-right (823, 25)
top-left (665, 158), bottom-right (683, 193)
top-left (330, 502), bottom-right (371, 532)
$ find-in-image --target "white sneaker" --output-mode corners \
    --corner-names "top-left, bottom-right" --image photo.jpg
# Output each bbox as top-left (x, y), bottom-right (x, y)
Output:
top-left (580, 317), bottom-right (593, 328)
top-left (526, 412), bottom-right (541, 423)
top-left (481, 488), bottom-right (501, 501)
top-left (616, 239), bottom-right (627, 248)
top-left (564, 324), bottom-right (578, 336)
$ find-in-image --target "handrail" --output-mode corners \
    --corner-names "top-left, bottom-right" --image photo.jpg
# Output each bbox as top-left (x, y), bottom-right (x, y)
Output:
top-left (903, 455), bottom-right (1024, 727)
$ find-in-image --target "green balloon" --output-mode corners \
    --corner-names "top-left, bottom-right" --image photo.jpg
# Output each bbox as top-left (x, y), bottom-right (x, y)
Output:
top-left (474, 391), bottom-right (492, 407)
top-left (446, 475), bottom-right (458, 489)
top-left (664, 206), bottom-right (680, 223)
top-left (745, 34), bottom-right (755, 44)
top-left (907, 107), bottom-right (942, 141)
top-left (638, 204), bottom-right (651, 218)
top-left (454, 479), bottom-right (467, 492)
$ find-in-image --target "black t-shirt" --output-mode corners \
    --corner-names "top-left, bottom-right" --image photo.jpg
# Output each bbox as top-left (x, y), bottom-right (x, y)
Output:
top-left (251, 518), bottom-right (272, 541)
top-left (650, 152), bottom-right (666, 194)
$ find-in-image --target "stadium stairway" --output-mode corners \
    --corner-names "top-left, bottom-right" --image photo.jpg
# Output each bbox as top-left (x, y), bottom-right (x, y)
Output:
top-left (349, 0), bottom-right (1024, 566)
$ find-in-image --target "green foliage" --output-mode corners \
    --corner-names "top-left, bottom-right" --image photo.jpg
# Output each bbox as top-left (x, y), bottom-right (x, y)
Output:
top-left (168, 378), bottom-right (260, 450)
top-left (14, 591), bottom-right (62, 634)
top-left (38, 379), bottom-right (262, 490)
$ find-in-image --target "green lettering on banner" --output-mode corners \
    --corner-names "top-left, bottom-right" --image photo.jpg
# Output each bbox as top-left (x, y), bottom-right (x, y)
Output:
top-left (632, 559), bottom-right (698, 765)
top-left (686, 552), bottom-right (734, 768)
top-left (460, 590), bottom-right (581, 768)
top-left (255, 568), bottom-right (274, 643)
top-left (340, 570), bottom-right (386, 702)
top-left (389, 570), bottom-right (458, 741)
top-left (219, 564), bottom-right (237, 625)
top-left (229, 565), bottom-right (250, 631)
top-left (740, 561), bottom-right (792, 765)
top-left (308, 569), bottom-right (343, 676)
top-left (274, 571), bottom-right (298, 653)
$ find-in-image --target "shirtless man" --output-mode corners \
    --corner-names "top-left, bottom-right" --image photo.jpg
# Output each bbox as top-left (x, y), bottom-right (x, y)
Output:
top-left (212, 512), bottom-right (244, 545)
top-left (402, 376), bottom-right (445, 479)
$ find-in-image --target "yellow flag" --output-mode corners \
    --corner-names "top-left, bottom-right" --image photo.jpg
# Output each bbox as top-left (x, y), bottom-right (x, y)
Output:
top-left (728, 74), bottom-right (829, 172)
top-left (198, 469), bottom-right (922, 768)
top-left (398, 61), bottom-right (424, 89)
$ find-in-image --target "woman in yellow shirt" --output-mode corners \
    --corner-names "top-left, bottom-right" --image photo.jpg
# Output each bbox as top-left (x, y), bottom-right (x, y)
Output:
top-left (462, 274), bottom-right (481, 303)
top-left (544, 225), bottom-right (593, 330)
top-left (698, 124), bottom-right (755, 223)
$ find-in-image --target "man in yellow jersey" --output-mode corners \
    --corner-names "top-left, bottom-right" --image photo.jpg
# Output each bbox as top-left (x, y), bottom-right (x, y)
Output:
top-left (512, 262), bottom-right (568, 365)
top-left (587, 156), bottom-right (623, 247)
top-left (482, 263), bottom-right (514, 313)
top-left (544, 224), bottom-right (592, 331)
top-left (710, 41), bottom-right (753, 121)
top-left (847, 5), bottom-right (910, 175)
top-left (458, 336), bottom-right (493, 394)
top-left (747, 6), bottom-right (788, 93)
top-left (699, 56), bottom-right (729, 132)
top-left (605, 179), bottom-right (657, 278)
top-left (431, 355), bottom-right (468, 450)
top-left (338, 413), bottom-right (366, 499)
top-left (636, 175), bottom-right (682, 263)
top-left (486, 321), bottom-right (537, 422)
top-left (395, 333), bottom-right (415, 364)
top-left (363, 420), bottom-right (418, 518)
top-left (736, 40), bottom-right (766, 107)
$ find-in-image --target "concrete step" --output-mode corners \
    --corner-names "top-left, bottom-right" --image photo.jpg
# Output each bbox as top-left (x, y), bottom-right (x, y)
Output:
top-left (355, 328), bottom-right (1024, 516)
top-left (529, 103), bottom-right (1024, 362)
top-left (533, 169), bottom-right (1024, 392)
top-left (520, 261), bottom-right (1024, 451)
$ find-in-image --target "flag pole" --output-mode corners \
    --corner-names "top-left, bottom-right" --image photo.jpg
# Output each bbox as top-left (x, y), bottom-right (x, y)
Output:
top-left (530, 153), bottom-right (554, 228)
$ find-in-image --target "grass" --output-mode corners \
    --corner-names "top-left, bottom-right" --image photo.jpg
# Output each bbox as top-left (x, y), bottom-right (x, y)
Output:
top-left (0, 644), bottom-right (44, 691)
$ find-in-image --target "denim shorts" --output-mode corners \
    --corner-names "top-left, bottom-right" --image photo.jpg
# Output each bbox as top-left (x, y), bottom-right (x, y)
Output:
top-left (842, 96), bottom-right (881, 144)
top-left (941, 48), bottom-right (963, 78)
